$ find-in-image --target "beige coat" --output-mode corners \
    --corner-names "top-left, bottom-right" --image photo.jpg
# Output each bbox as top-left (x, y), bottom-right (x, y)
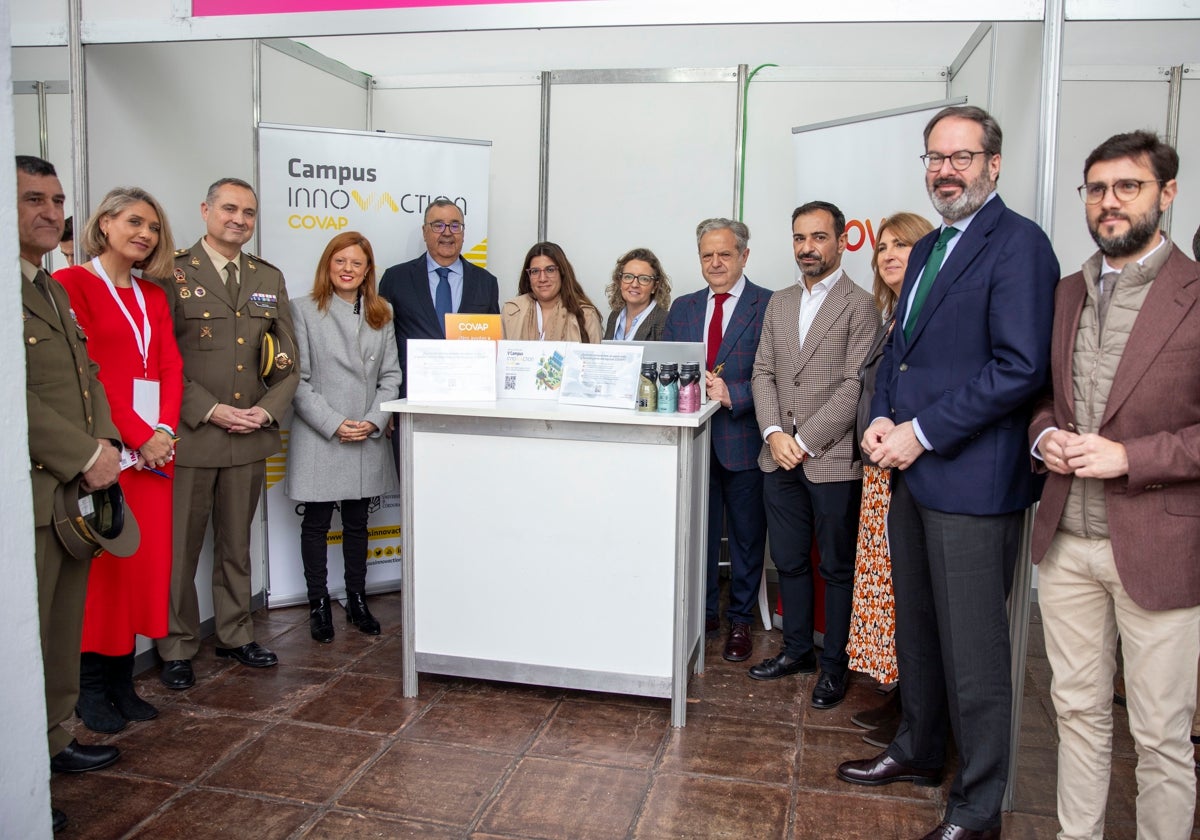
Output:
top-left (501, 293), bottom-right (602, 343)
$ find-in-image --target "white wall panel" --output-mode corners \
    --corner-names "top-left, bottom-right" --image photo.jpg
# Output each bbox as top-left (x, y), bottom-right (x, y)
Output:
top-left (1174, 78), bottom-right (1199, 259)
top-left (259, 45), bottom-right (367, 131)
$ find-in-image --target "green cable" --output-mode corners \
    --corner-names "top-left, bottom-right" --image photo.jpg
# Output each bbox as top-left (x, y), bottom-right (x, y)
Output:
top-left (737, 63), bottom-right (778, 221)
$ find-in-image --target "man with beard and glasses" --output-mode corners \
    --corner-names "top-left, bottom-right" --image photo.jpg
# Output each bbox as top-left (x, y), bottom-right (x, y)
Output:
top-left (748, 201), bottom-right (876, 711)
top-left (1029, 131), bottom-right (1199, 840)
top-left (840, 106), bottom-right (1060, 840)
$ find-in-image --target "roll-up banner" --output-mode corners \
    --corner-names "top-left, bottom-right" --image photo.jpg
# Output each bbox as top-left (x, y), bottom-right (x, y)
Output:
top-left (791, 99), bottom-right (963, 291)
top-left (258, 123), bottom-right (491, 607)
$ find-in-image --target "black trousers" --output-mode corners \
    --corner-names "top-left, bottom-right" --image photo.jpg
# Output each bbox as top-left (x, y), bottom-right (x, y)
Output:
top-left (706, 457), bottom-right (766, 626)
top-left (885, 471), bottom-right (1020, 832)
top-left (300, 498), bottom-right (371, 602)
top-left (762, 467), bottom-right (861, 675)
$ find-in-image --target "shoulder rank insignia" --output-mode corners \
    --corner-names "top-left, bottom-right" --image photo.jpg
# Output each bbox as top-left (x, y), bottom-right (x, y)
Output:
top-left (174, 268), bottom-right (187, 284)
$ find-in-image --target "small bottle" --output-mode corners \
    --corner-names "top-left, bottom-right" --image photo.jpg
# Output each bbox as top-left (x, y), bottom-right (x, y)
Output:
top-left (637, 362), bottom-right (658, 412)
top-left (656, 363), bottom-right (679, 413)
top-left (677, 362), bottom-right (701, 413)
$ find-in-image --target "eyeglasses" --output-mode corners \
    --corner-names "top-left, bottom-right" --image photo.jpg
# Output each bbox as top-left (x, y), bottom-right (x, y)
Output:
top-left (919, 150), bottom-right (988, 171)
top-left (620, 273), bottom-right (657, 286)
top-left (427, 221), bottom-right (464, 234)
top-left (1077, 179), bottom-right (1163, 205)
top-left (527, 265), bottom-right (559, 278)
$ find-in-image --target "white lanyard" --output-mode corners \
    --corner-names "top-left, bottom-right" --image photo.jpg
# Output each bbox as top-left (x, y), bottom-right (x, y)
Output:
top-left (92, 256), bottom-right (151, 374)
top-left (536, 302), bottom-right (545, 340)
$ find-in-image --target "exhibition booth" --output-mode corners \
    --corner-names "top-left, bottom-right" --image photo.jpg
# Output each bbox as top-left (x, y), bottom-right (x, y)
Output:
top-left (4, 0), bottom-right (1199, 830)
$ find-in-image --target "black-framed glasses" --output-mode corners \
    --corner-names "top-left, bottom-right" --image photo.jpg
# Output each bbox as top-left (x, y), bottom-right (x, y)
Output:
top-left (1077, 179), bottom-right (1163, 205)
top-left (527, 265), bottom-right (559, 278)
top-left (620, 273), bottom-right (657, 286)
top-left (427, 221), bottom-right (464, 234)
top-left (919, 150), bottom-right (988, 171)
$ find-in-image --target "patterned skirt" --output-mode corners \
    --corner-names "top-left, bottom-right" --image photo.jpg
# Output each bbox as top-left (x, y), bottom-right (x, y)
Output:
top-left (847, 465), bottom-right (897, 684)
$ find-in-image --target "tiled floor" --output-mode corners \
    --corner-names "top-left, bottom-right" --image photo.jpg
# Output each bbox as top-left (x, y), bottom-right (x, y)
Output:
top-left (50, 592), bottom-right (1199, 839)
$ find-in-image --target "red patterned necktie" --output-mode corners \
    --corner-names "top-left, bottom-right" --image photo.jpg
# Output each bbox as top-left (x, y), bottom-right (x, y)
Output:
top-left (707, 292), bottom-right (730, 371)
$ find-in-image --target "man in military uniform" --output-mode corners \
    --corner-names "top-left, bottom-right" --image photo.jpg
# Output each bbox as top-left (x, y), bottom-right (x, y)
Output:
top-left (19, 155), bottom-right (124, 831)
top-left (156, 177), bottom-right (299, 689)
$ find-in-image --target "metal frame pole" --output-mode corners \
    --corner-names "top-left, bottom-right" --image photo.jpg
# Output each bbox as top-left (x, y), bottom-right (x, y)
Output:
top-left (1162, 64), bottom-right (1182, 237)
top-left (537, 70), bottom-right (551, 241)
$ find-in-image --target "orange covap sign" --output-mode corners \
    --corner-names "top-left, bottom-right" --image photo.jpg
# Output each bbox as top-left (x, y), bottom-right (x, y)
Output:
top-left (444, 314), bottom-right (502, 340)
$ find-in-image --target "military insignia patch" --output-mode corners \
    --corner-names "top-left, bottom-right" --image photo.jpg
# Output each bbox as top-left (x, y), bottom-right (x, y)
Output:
top-left (249, 292), bottom-right (278, 308)
top-left (190, 257), bottom-right (201, 267)
top-left (174, 268), bottom-right (187, 284)
top-left (179, 288), bottom-right (192, 300)
top-left (194, 286), bottom-right (206, 297)
top-left (200, 325), bottom-right (213, 340)
top-left (274, 352), bottom-right (293, 370)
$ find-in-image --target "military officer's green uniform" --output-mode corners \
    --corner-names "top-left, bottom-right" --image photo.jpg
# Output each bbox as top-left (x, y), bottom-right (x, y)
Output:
top-left (156, 238), bottom-right (299, 661)
top-left (22, 258), bottom-right (120, 755)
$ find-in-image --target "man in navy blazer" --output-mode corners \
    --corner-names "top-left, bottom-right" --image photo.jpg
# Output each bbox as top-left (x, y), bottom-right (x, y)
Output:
top-left (663, 218), bottom-right (770, 663)
top-left (838, 106), bottom-right (1059, 840)
top-left (378, 199), bottom-right (500, 398)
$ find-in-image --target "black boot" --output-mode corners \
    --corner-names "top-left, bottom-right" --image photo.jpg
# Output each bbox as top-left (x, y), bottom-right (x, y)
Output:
top-left (105, 652), bottom-right (158, 721)
top-left (310, 595), bottom-right (334, 643)
top-left (344, 592), bottom-right (380, 635)
top-left (76, 653), bottom-right (125, 733)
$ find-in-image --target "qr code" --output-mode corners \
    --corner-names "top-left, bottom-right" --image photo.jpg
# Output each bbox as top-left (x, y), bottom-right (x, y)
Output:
top-left (504, 375), bottom-right (516, 391)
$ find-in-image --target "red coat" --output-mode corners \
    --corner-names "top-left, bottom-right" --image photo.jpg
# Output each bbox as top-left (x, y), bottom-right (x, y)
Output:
top-left (55, 265), bottom-right (184, 653)
top-left (1029, 244), bottom-right (1200, 611)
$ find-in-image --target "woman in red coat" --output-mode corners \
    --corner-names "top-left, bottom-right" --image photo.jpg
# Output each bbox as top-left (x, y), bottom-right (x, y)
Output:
top-left (55, 187), bottom-right (182, 733)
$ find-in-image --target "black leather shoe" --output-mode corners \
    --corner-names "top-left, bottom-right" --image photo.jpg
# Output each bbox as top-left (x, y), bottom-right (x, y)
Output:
top-left (811, 670), bottom-right (848, 710)
top-left (919, 822), bottom-right (1000, 840)
top-left (310, 596), bottom-right (334, 643)
top-left (836, 751), bottom-right (942, 787)
top-left (747, 650), bottom-right (816, 681)
top-left (50, 739), bottom-right (120, 773)
top-left (344, 592), bottom-right (381, 635)
top-left (722, 622), bottom-right (753, 662)
top-left (215, 641), bottom-right (278, 668)
top-left (160, 659), bottom-right (195, 689)
top-left (52, 807), bottom-right (67, 833)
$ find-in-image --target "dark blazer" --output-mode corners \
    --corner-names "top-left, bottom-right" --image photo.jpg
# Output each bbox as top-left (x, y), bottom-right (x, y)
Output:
top-left (602, 303), bottom-right (668, 341)
top-left (856, 317), bottom-right (893, 451)
top-left (663, 278), bottom-right (770, 472)
top-left (1029, 244), bottom-right (1200, 611)
top-left (378, 253), bottom-right (500, 397)
top-left (870, 195), bottom-right (1059, 515)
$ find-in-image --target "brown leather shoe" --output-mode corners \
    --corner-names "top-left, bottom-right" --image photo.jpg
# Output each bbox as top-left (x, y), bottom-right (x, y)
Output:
top-left (722, 622), bottom-right (752, 662)
top-left (919, 822), bottom-right (1000, 840)
top-left (836, 751), bottom-right (941, 787)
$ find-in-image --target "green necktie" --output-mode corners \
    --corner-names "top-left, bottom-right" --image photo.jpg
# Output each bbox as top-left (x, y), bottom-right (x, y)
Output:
top-left (904, 226), bottom-right (958, 340)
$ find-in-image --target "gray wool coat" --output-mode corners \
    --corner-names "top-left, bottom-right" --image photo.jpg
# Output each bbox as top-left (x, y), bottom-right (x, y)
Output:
top-left (285, 293), bottom-right (402, 502)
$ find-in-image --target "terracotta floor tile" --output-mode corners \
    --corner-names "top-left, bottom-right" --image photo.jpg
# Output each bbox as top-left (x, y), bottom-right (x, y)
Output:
top-left (659, 713), bottom-right (797, 784)
top-left (337, 740), bottom-right (513, 826)
top-left (633, 772), bottom-right (791, 839)
top-left (789, 790), bottom-right (943, 839)
top-left (528, 699), bottom-right (669, 768)
top-left (1010, 745), bottom-right (1058, 817)
top-left (796, 726), bottom-right (944, 802)
top-left (127, 789), bottom-right (314, 839)
top-left (50, 774), bottom-right (178, 839)
top-left (265, 622), bottom-right (389, 672)
top-left (685, 659), bottom-right (805, 724)
top-left (402, 689), bottom-right (556, 752)
top-left (303, 809), bottom-right (463, 839)
top-left (289, 672), bottom-right (434, 733)
top-left (183, 662), bottom-right (330, 715)
top-left (1003, 811), bottom-right (1064, 840)
top-left (800, 673), bottom-right (888, 732)
top-left (346, 634), bottom-right (407, 679)
top-left (204, 721), bottom-right (384, 803)
top-left (105, 706), bottom-right (267, 783)
top-left (477, 756), bottom-right (649, 840)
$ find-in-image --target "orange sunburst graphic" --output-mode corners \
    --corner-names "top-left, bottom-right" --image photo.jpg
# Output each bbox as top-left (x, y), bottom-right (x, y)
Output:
top-left (265, 429), bottom-right (289, 489)
top-left (462, 239), bottom-right (489, 269)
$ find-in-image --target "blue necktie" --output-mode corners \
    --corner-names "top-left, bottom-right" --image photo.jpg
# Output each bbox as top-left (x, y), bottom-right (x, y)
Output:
top-left (904, 226), bottom-right (958, 341)
top-left (434, 266), bottom-right (452, 337)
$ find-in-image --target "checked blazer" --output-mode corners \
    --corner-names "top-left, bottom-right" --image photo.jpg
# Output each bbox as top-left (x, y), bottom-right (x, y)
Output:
top-left (753, 273), bottom-right (878, 481)
top-left (662, 278), bottom-right (770, 472)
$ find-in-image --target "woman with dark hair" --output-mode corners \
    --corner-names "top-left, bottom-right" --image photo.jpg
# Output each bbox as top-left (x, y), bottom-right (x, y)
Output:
top-left (845, 211), bottom-right (935, 746)
top-left (502, 241), bottom-right (602, 342)
top-left (602, 247), bottom-right (672, 341)
top-left (54, 187), bottom-right (182, 732)
top-left (286, 231), bottom-right (402, 642)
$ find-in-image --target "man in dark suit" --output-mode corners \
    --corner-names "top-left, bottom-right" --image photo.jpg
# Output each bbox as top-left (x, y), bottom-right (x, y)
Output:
top-left (1031, 131), bottom-right (1199, 840)
top-left (378, 199), bottom-right (500, 397)
top-left (157, 178), bottom-right (299, 689)
top-left (19, 155), bottom-right (123, 831)
top-left (749, 202), bottom-right (877, 710)
top-left (663, 218), bottom-right (770, 662)
top-left (839, 106), bottom-right (1060, 840)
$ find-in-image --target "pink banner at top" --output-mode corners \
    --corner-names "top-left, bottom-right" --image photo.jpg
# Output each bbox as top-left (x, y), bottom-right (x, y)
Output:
top-left (193, 0), bottom-right (567, 15)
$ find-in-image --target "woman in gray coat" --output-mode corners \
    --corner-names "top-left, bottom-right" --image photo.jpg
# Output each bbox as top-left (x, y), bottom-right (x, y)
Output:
top-left (287, 231), bottom-right (401, 643)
